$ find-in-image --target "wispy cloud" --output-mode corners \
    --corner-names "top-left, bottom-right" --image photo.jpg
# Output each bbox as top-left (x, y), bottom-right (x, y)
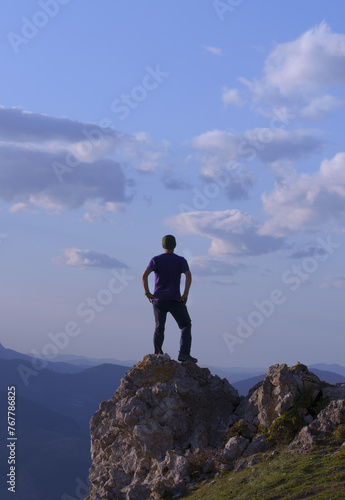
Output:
top-left (236, 22), bottom-right (345, 119)
top-left (167, 209), bottom-right (286, 256)
top-left (0, 107), bottom-right (171, 215)
top-left (53, 248), bottom-right (128, 269)
top-left (203, 45), bottom-right (222, 56)
top-left (320, 274), bottom-right (345, 291)
top-left (260, 152), bottom-right (345, 236)
top-left (222, 87), bottom-right (245, 107)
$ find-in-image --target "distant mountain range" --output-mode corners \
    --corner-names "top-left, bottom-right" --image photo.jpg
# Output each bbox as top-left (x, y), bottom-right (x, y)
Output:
top-left (1, 343), bottom-right (345, 499)
top-left (0, 342), bottom-right (135, 372)
top-left (0, 344), bottom-right (130, 500)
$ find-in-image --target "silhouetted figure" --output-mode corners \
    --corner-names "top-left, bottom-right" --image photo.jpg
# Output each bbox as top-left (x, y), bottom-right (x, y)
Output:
top-left (142, 235), bottom-right (197, 363)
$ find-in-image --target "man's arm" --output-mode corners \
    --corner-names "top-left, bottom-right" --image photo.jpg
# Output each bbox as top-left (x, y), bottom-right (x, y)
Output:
top-left (142, 268), bottom-right (155, 301)
top-left (180, 270), bottom-right (192, 304)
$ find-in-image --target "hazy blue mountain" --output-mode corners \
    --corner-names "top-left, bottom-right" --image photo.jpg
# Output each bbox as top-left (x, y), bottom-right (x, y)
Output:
top-left (310, 368), bottom-right (345, 385)
top-left (0, 343), bottom-right (93, 374)
top-left (2, 345), bottom-right (345, 499)
top-left (0, 390), bottom-right (90, 500)
top-left (310, 363), bottom-right (345, 378)
top-left (0, 357), bottom-right (131, 500)
top-left (232, 374), bottom-right (266, 396)
top-left (0, 359), bottom-right (129, 429)
top-left (0, 343), bottom-right (32, 361)
top-left (25, 350), bottom-right (136, 368)
top-left (208, 366), bottom-right (266, 384)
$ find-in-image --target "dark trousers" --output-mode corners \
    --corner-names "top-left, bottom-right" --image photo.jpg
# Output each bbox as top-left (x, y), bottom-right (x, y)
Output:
top-left (152, 300), bottom-right (192, 355)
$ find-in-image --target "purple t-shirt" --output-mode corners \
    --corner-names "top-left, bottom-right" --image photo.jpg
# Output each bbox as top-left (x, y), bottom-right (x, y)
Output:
top-left (147, 253), bottom-right (189, 301)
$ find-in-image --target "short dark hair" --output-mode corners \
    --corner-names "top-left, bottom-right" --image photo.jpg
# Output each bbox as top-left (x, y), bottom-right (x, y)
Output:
top-left (162, 234), bottom-right (176, 249)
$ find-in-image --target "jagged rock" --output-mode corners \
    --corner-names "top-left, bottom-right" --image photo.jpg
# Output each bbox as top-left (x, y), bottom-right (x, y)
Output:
top-left (289, 399), bottom-right (345, 453)
top-left (312, 399), bottom-right (345, 433)
top-left (242, 434), bottom-right (273, 457)
top-left (322, 383), bottom-right (345, 401)
top-left (234, 455), bottom-right (261, 472)
top-left (89, 354), bottom-right (240, 499)
top-left (89, 359), bottom-right (345, 497)
top-left (235, 362), bottom-right (323, 427)
top-left (234, 458), bottom-right (248, 472)
top-left (287, 425), bottom-right (317, 453)
top-left (223, 436), bottom-right (249, 461)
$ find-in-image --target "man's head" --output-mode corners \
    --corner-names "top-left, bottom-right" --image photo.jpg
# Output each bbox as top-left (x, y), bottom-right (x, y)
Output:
top-left (162, 234), bottom-right (176, 250)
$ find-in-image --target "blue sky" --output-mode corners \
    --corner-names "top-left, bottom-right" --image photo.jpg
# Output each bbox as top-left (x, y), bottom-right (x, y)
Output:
top-left (1, 0), bottom-right (345, 368)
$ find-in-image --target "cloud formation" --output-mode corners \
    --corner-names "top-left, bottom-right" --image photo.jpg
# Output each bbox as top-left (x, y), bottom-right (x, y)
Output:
top-left (53, 248), bottom-right (128, 269)
top-left (261, 22), bottom-right (345, 97)
top-left (260, 152), bottom-right (345, 236)
top-left (222, 87), bottom-right (245, 107)
top-left (0, 145), bottom-right (128, 212)
top-left (0, 107), bottom-right (169, 214)
top-left (190, 126), bottom-right (323, 200)
top-left (237, 22), bottom-right (345, 119)
top-left (167, 209), bottom-right (286, 256)
top-left (203, 45), bottom-right (222, 56)
top-left (0, 106), bottom-right (120, 145)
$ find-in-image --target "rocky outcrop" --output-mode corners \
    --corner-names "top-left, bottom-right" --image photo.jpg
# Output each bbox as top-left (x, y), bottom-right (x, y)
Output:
top-left (88, 358), bottom-right (345, 499)
top-left (89, 354), bottom-right (240, 499)
top-left (288, 399), bottom-right (345, 453)
top-left (235, 362), bottom-right (326, 427)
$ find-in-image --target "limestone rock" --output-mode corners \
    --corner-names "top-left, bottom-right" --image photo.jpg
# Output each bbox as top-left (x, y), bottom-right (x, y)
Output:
top-left (88, 358), bottom-right (345, 497)
top-left (89, 354), bottom-right (240, 499)
top-left (289, 399), bottom-right (345, 453)
top-left (236, 362), bottom-right (323, 427)
top-left (322, 383), bottom-right (345, 401)
top-left (287, 425), bottom-right (317, 453)
top-left (242, 434), bottom-right (273, 457)
top-left (223, 436), bottom-right (249, 461)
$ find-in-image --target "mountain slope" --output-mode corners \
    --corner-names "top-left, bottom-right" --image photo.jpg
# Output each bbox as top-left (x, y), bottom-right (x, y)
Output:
top-left (0, 359), bottom-right (129, 428)
top-left (0, 390), bottom-right (90, 500)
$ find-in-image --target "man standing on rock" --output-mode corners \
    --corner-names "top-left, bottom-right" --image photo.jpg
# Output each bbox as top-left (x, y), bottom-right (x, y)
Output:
top-left (142, 234), bottom-right (197, 363)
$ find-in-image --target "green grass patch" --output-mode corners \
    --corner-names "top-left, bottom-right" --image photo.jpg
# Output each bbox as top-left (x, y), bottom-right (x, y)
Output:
top-left (183, 442), bottom-right (345, 499)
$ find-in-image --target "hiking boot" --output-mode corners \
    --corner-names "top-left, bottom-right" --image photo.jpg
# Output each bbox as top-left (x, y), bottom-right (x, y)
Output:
top-left (178, 353), bottom-right (198, 363)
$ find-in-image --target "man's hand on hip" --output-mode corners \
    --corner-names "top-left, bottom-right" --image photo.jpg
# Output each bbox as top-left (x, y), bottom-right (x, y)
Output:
top-left (179, 293), bottom-right (188, 304)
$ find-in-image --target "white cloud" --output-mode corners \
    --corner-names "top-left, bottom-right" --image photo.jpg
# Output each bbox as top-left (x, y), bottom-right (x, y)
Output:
top-left (242, 128), bottom-right (323, 162)
top-left (0, 145), bottom-right (129, 212)
top-left (238, 22), bottom-right (345, 119)
top-left (0, 106), bottom-right (120, 156)
top-left (0, 107), bottom-right (171, 213)
top-left (84, 212), bottom-right (107, 223)
top-left (190, 130), bottom-right (254, 200)
top-left (222, 87), bottom-right (245, 107)
top-left (262, 22), bottom-right (345, 96)
top-left (260, 152), bottom-right (345, 236)
top-left (116, 132), bottom-right (170, 173)
top-left (203, 45), bottom-right (222, 56)
top-left (300, 95), bottom-right (344, 120)
top-left (190, 127), bottom-right (323, 200)
top-left (53, 248), bottom-right (128, 269)
top-left (192, 127), bottom-right (323, 164)
top-left (167, 209), bottom-right (286, 256)
top-left (191, 129), bottom-right (239, 159)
